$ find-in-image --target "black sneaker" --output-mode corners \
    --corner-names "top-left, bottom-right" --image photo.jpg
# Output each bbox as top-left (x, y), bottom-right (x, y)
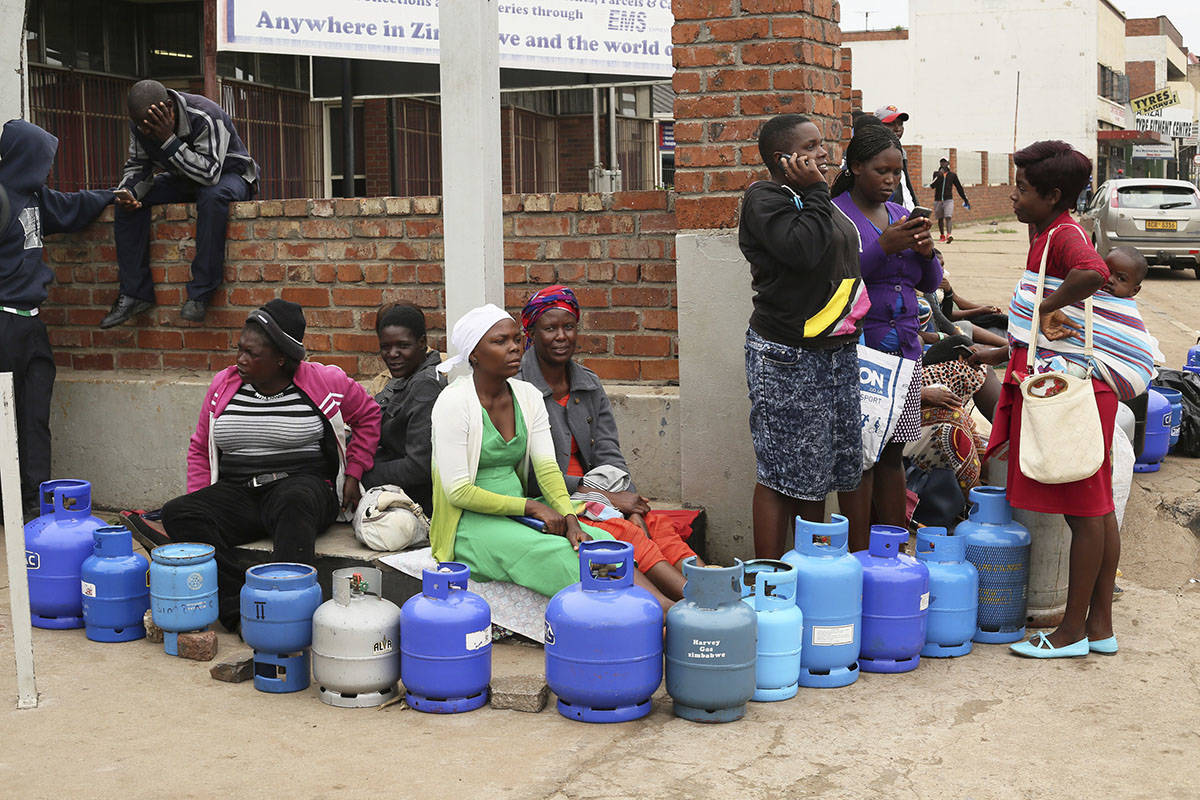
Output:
top-left (100, 295), bottom-right (154, 329)
top-left (180, 299), bottom-right (208, 322)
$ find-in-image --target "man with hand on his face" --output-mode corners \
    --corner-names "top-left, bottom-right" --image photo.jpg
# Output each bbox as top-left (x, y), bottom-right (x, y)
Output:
top-left (102, 80), bottom-right (258, 328)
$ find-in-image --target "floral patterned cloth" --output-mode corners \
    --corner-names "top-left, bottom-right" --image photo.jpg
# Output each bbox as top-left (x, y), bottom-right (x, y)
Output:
top-left (904, 360), bottom-right (989, 499)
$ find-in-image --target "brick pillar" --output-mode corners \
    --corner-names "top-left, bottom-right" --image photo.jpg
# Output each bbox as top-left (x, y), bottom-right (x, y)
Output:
top-left (363, 99), bottom-right (391, 197)
top-left (671, 0), bottom-right (845, 230)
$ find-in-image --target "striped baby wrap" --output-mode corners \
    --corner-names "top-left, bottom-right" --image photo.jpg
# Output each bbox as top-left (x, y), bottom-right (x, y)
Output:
top-left (1007, 270), bottom-right (1162, 401)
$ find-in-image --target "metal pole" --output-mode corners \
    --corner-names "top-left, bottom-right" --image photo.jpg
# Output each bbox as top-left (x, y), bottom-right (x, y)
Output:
top-left (341, 59), bottom-right (355, 197)
top-left (1012, 71), bottom-right (1020, 154)
top-left (608, 86), bottom-right (618, 171)
top-left (1, 372), bottom-right (38, 709)
top-left (592, 87), bottom-right (601, 169)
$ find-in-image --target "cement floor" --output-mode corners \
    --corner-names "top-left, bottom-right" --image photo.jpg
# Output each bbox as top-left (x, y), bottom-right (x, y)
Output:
top-left (4, 223), bottom-right (1200, 799)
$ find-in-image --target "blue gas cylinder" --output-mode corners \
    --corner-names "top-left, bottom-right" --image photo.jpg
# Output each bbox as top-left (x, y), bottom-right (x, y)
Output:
top-left (545, 540), bottom-right (663, 722)
top-left (854, 526), bottom-right (930, 674)
top-left (80, 526), bottom-right (150, 642)
top-left (915, 527), bottom-right (978, 658)
top-left (740, 559), bottom-right (803, 702)
top-left (955, 486), bottom-right (1031, 644)
top-left (665, 558), bottom-right (757, 723)
top-left (1185, 337), bottom-right (1200, 376)
top-left (400, 562), bottom-right (492, 713)
top-left (781, 514), bottom-right (863, 688)
top-left (150, 543), bottom-right (219, 656)
top-left (26, 480), bottom-right (109, 629)
top-left (1135, 389), bottom-right (1171, 472)
top-left (1151, 386), bottom-right (1183, 452)
top-left (239, 563), bottom-right (323, 693)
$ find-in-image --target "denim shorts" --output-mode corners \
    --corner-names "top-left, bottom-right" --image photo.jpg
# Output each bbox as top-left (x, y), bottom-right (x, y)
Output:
top-left (745, 329), bottom-right (862, 500)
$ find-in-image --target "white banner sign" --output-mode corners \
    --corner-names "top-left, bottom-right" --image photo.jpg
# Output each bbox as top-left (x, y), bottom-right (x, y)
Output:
top-left (1132, 144), bottom-right (1173, 159)
top-left (1136, 112), bottom-right (1199, 141)
top-left (217, 0), bottom-right (674, 77)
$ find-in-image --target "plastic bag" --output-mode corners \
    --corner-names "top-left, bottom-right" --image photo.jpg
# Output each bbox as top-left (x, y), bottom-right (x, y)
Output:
top-left (1151, 369), bottom-right (1200, 458)
top-left (858, 345), bottom-right (916, 470)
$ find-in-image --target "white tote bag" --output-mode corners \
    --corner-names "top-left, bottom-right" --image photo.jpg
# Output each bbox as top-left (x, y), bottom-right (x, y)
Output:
top-left (1017, 228), bottom-right (1104, 484)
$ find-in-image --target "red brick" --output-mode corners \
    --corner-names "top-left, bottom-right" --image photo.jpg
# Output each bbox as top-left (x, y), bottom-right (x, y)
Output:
top-left (742, 0), bottom-right (810, 10)
top-left (353, 219), bottom-right (407, 238)
top-left (608, 239), bottom-right (666, 259)
top-left (405, 219), bottom-right (443, 238)
top-left (280, 287), bottom-right (331, 307)
top-left (642, 309), bottom-right (678, 330)
top-left (676, 195), bottom-right (741, 230)
top-left (706, 17), bottom-right (770, 41)
top-left (305, 333), bottom-right (333, 353)
top-left (742, 42), bottom-right (806, 66)
top-left (331, 287), bottom-right (384, 307)
top-left (417, 264), bottom-right (443, 283)
top-left (582, 358), bottom-right (639, 381)
top-left (72, 353), bottom-right (114, 370)
top-left (676, 145), bottom-right (739, 168)
top-left (612, 287), bottom-right (671, 307)
top-left (709, 169), bottom-right (761, 192)
top-left (576, 216), bottom-right (635, 235)
top-left (674, 95), bottom-right (738, 119)
top-left (585, 310), bottom-right (638, 330)
top-left (514, 216), bottom-right (570, 236)
top-left (278, 242), bottom-right (326, 260)
top-left (611, 192), bottom-right (667, 211)
top-left (672, 0), bottom-right (736, 21)
top-left (327, 242), bottom-right (378, 260)
top-left (138, 330), bottom-right (183, 350)
top-left (505, 241), bottom-right (541, 260)
top-left (672, 22), bottom-right (702, 44)
top-left (672, 72), bottom-right (702, 94)
top-left (151, 222), bottom-right (195, 241)
top-left (184, 331), bottom-right (231, 350)
top-left (573, 287), bottom-right (609, 308)
top-left (49, 329), bottom-right (89, 347)
top-left (117, 351), bottom-right (162, 369)
top-left (364, 264), bottom-right (391, 283)
top-left (306, 309), bottom-right (355, 327)
top-left (707, 69), bottom-right (771, 92)
top-left (586, 262), bottom-right (615, 281)
top-left (739, 93), bottom-right (806, 116)
top-left (641, 360), bottom-right (680, 382)
top-left (333, 333), bottom-right (379, 352)
top-left (300, 219), bottom-right (353, 239)
top-left (337, 264), bottom-right (364, 282)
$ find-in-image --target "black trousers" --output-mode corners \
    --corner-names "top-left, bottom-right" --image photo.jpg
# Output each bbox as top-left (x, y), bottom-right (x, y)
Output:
top-left (161, 474), bottom-right (339, 630)
top-left (114, 173), bottom-right (251, 303)
top-left (0, 313), bottom-right (55, 508)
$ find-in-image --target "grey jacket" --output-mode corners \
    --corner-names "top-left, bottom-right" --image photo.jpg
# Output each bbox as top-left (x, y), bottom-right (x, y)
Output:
top-left (517, 348), bottom-right (635, 494)
top-left (362, 349), bottom-right (445, 512)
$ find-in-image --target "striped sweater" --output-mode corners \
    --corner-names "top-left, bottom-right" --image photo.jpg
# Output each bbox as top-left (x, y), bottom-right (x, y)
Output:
top-left (119, 89), bottom-right (258, 199)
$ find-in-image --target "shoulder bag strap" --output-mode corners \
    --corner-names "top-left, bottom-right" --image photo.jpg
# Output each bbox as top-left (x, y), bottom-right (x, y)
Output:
top-left (1026, 225), bottom-right (1096, 375)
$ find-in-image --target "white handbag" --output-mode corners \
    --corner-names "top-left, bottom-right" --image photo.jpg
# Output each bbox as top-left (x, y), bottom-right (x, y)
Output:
top-left (1017, 227), bottom-right (1105, 484)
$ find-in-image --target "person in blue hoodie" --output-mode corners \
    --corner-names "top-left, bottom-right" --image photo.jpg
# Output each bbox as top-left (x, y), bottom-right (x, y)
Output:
top-left (0, 119), bottom-right (114, 515)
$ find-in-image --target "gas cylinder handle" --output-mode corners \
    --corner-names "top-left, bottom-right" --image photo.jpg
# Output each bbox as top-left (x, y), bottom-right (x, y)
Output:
top-left (868, 525), bottom-right (908, 559)
top-left (332, 566), bottom-right (381, 606)
top-left (93, 526), bottom-right (131, 557)
top-left (752, 562), bottom-right (797, 608)
top-left (796, 514), bottom-right (849, 556)
top-left (915, 526), bottom-right (948, 557)
top-left (424, 562), bottom-right (471, 599)
top-left (55, 480), bottom-right (92, 519)
top-left (579, 540), bottom-right (633, 590)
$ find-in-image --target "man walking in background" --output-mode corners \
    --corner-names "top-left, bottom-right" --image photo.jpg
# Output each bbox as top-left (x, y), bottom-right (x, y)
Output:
top-left (874, 104), bottom-right (918, 210)
top-left (101, 79), bottom-right (258, 328)
top-left (929, 158), bottom-right (970, 243)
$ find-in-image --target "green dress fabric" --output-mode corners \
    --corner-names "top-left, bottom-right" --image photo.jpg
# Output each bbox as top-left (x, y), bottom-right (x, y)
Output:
top-left (453, 401), bottom-right (611, 597)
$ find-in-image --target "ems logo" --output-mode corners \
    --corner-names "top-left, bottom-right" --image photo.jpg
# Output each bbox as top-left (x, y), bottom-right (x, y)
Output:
top-left (25, 551), bottom-right (39, 570)
top-left (544, 621), bottom-right (555, 645)
top-left (859, 363), bottom-right (893, 398)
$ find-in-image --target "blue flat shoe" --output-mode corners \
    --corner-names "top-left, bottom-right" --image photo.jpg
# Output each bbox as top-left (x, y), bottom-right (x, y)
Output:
top-left (1009, 632), bottom-right (1089, 658)
top-left (1088, 635), bottom-right (1118, 655)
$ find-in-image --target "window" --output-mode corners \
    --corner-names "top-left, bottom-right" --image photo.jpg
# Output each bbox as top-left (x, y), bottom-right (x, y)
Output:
top-left (29, 0), bottom-right (140, 76)
top-left (146, 4), bottom-right (201, 77)
top-left (393, 99), bottom-right (442, 197)
top-left (507, 107), bottom-right (557, 194)
top-left (1097, 64), bottom-right (1129, 104)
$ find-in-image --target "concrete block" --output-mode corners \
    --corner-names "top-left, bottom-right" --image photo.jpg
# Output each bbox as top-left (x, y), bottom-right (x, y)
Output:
top-left (144, 609), bottom-right (163, 644)
top-left (177, 630), bottom-right (218, 662)
top-left (210, 653), bottom-right (254, 683)
top-left (489, 675), bottom-right (549, 712)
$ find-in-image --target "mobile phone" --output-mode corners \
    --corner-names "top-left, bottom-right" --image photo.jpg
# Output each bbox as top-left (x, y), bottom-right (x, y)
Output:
top-left (114, 188), bottom-right (136, 203)
top-left (910, 206), bottom-right (932, 218)
top-left (952, 343), bottom-right (974, 360)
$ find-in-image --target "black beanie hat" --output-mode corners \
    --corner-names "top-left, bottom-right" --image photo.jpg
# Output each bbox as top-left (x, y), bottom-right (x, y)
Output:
top-left (246, 298), bottom-right (306, 362)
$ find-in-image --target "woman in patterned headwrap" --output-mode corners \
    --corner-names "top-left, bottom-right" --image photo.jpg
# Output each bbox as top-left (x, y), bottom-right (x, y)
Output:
top-left (517, 286), bottom-right (698, 600)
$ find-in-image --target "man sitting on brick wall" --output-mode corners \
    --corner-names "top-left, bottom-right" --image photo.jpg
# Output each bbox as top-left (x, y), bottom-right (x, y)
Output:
top-left (101, 79), bottom-right (258, 328)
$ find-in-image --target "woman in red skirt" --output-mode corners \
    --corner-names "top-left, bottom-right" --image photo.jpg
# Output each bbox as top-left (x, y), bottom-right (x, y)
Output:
top-left (973, 141), bottom-right (1119, 658)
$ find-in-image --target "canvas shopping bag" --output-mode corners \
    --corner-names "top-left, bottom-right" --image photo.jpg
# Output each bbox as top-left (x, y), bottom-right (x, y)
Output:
top-left (1017, 227), bottom-right (1104, 484)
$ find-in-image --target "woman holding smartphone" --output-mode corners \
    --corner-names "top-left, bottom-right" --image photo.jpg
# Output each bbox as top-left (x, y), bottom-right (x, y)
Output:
top-left (831, 124), bottom-right (942, 551)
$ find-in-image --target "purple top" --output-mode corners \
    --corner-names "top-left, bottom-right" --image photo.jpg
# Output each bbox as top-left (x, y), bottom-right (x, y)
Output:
top-left (833, 194), bottom-right (942, 361)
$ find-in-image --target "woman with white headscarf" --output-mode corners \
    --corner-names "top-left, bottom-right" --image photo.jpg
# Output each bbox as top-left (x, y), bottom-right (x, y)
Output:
top-left (429, 305), bottom-right (671, 607)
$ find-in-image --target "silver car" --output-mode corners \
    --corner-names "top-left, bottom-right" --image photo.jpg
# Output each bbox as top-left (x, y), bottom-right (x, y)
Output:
top-left (1080, 178), bottom-right (1200, 278)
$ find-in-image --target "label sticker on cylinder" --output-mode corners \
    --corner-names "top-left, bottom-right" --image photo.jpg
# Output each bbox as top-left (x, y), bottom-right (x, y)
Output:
top-left (25, 551), bottom-right (39, 570)
top-left (811, 624), bottom-right (855, 646)
top-left (186, 572), bottom-right (204, 590)
top-left (920, 592), bottom-right (930, 611)
top-left (465, 627), bottom-right (491, 651)
top-left (81, 580), bottom-right (96, 598)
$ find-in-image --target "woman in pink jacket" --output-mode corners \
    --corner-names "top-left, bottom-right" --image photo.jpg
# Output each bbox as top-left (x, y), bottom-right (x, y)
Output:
top-left (162, 299), bottom-right (381, 631)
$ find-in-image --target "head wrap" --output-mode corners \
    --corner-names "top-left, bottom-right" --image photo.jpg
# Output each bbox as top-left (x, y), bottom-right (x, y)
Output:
top-left (246, 298), bottom-right (306, 362)
top-left (520, 285), bottom-right (580, 338)
top-left (438, 303), bottom-right (514, 375)
top-left (916, 297), bottom-right (933, 331)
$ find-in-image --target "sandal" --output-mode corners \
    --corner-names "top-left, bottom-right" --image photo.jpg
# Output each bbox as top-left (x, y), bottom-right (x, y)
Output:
top-left (1009, 631), bottom-right (1089, 659)
top-left (1088, 635), bottom-right (1118, 655)
top-left (119, 509), bottom-right (171, 552)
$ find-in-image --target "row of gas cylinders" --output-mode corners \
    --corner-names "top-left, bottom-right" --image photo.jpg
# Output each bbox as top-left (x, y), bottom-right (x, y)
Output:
top-left (544, 484), bottom-right (1030, 723)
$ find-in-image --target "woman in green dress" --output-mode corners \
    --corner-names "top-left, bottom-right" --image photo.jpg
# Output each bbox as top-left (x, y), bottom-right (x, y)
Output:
top-left (429, 304), bottom-right (672, 608)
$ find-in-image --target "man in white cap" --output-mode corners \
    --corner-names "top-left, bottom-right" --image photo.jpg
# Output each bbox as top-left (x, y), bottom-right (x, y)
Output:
top-left (874, 104), bottom-right (919, 210)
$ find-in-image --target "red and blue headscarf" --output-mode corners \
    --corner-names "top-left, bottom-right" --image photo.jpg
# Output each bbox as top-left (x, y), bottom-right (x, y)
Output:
top-left (520, 285), bottom-right (579, 344)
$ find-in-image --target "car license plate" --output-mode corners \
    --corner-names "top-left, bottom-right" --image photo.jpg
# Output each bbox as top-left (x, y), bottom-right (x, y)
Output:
top-left (1146, 220), bottom-right (1177, 231)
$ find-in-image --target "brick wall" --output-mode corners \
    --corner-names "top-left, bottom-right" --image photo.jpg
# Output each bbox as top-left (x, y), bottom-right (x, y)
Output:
top-left (557, 115), bottom-right (607, 193)
top-left (1125, 60), bottom-right (1156, 101)
top-left (841, 29), bottom-right (908, 42)
top-left (42, 192), bottom-right (678, 383)
top-left (671, 0), bottom-right (845, 230)
top-left (364, 99), bottom-right (391, 197)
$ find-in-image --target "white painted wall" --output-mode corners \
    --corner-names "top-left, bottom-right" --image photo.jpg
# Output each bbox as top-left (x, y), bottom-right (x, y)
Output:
top-left (1097, 2), bottom-right (1126, 71)
top-left (0, 1), bottom-right (26, 121)
top-left (845, 0), bottom-right (1103, 166)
